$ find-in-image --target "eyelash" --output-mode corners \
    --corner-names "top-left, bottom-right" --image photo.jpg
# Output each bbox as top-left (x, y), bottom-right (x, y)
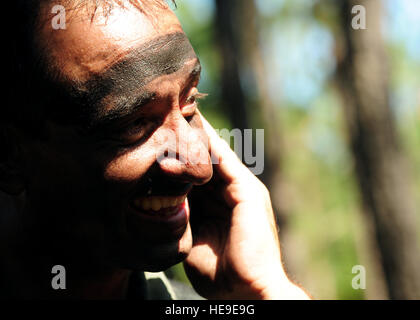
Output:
top-left (110, 90), bottom-right (207, 150)
top-left (183, 91), bottom-right (207, 121)
top-left (185, 91), bottom-right (208, 104)
top-left (124, 118), bottom-right (146, 136)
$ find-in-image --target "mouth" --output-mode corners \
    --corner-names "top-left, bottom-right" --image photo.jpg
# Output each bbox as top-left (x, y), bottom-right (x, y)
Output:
top-left (132, 195), bottom-right (187, 214)
top-left (128, 194), bottom-right (190, 232)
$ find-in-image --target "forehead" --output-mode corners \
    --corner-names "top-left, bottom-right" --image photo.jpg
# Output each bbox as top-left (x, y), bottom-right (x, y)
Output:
top-left (85, 32), bottom-right (199, 125)
top-left (38, 1), bottom-right (184, 82)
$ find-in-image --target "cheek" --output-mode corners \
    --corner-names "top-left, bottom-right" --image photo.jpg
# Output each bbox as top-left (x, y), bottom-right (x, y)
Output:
top-left (104, 144), bottom-right (157, 181)
top-left (24, 143), bottom-right (87, 191)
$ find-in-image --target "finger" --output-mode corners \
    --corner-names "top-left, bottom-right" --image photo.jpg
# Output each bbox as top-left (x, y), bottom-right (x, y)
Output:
top-left (198, 111), bottom-right (250, 184)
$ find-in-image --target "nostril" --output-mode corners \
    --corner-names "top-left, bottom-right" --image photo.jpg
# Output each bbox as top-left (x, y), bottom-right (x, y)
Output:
top-left (156, 153), bottom-right (213, 186)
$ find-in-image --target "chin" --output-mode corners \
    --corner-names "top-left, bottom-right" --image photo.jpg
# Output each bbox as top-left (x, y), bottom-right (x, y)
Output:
top-left (146, 224), bottom-right (193, 271)
top-left (118, 224), bottom-right (193, 272)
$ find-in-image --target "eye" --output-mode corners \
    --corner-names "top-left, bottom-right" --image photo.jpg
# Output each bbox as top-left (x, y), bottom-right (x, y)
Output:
top-left (108, 116), bottom-right (158, 148)
top-left (181, 88), bottom-right (207, 120)
top-left (114, 119), bottom-right (145, 144)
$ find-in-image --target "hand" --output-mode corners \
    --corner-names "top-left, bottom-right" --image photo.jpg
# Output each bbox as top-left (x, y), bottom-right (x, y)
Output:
top-left (184, 113), bottom-right (310, 299)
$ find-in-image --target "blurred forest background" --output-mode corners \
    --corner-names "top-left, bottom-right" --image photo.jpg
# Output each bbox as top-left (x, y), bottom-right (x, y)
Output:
top-left (166, 0), bottom-right (420, 299)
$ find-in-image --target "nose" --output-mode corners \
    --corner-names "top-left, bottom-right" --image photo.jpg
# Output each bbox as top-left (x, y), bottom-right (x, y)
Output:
top-left (154, 113), bottom-right (213, 186)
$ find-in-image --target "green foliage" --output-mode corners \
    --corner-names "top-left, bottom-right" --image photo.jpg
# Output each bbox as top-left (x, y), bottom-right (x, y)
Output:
top-left (168, 0), bottom-right (420, 300)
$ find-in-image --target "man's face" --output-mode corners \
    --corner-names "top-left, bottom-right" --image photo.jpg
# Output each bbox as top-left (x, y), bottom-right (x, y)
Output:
top-left (21, 2), bottom-right (213, 271)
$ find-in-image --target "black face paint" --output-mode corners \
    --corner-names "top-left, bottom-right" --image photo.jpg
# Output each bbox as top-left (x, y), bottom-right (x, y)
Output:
top-left (46, 32), bottom-right (198, 129)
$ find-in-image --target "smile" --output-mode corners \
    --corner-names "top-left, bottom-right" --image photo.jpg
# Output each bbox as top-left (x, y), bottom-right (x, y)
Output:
top-left (132, 195), bottom-right (187, 212)
top-left (128, 194), bottom-right (190, 231)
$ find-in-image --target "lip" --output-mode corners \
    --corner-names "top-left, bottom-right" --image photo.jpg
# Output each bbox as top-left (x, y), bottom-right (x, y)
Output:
top-left (128, 197), bottom-right (190, 233)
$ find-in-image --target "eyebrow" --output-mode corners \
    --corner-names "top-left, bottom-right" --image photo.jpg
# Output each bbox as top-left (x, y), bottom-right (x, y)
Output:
top-left (90, 91), bottom-right (156, 130)
top-left (74, 32), bottom-right (200, 129)
top-left (185, 60), bottom-right (202, 85)
top-left (89, 58), bottom-right (202, 133)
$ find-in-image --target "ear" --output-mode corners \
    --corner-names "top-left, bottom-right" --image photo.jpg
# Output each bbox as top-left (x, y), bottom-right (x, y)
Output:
top-left (0, 126), bottom-right (26, 195)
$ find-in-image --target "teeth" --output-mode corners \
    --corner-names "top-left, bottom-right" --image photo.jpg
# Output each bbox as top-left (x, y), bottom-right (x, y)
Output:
top-left (170, 198), bottom-right (178, 207)
top-left (133, 195), bottom-right (186, 211)
top-left (161, 197), bottom-right (170, 208)
top-left (143, 199), bottom-right (152, 210)
top-left (151, 198), bottom-right (162, 211)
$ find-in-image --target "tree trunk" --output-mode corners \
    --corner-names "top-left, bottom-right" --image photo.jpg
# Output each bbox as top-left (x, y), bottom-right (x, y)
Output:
top-left (214, 0), bottom-right (250, 132)
top-left (335, 0), bottom-right (420, 299)
top-left (214, 0), bottom-right (288, 230)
